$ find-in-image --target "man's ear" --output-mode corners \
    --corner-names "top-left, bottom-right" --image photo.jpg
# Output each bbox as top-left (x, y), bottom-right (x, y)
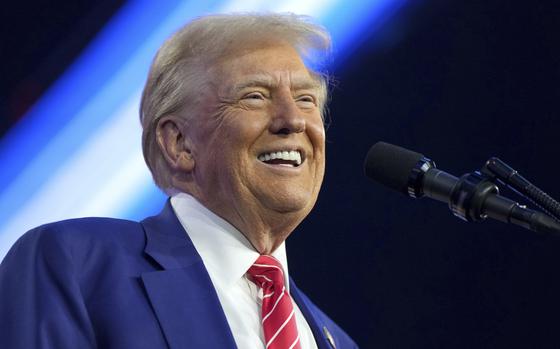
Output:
top-left (155, 115), bottom-right (195, 173)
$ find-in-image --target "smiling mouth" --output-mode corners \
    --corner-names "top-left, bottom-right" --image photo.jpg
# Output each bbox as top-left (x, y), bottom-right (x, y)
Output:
top-left (257, 150), bottom-right (303, 167)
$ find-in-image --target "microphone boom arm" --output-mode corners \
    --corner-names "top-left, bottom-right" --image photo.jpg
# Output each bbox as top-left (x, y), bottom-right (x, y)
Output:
top-left (481, 157), bottom-right (560, 221)
top-left (407, 156), bottom-right (560, 235)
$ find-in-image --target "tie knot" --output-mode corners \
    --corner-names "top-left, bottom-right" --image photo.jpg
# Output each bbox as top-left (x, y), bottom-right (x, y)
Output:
top-left (247, 255), bottom-right (285, 290)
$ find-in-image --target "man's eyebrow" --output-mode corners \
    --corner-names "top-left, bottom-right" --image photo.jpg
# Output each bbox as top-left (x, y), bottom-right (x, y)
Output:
top-left (229, 73), bottom-right (321, 93)
top-left (230, 75), bottom-right (275, 92)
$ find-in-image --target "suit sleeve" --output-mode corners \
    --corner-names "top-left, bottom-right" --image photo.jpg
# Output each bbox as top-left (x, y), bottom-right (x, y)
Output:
top-left (0, 225), bottom-right (97, 348)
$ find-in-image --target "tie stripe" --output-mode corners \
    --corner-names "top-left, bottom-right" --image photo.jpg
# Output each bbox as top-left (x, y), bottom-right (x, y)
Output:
top-left (253, 263), bottom-right (285, 274)
top-left (247, 255), bottom-right (302, 349)
top-left (288, 335), bottom-right (301, 349)
top-left (266, 309), bottom-right (295, 347)
top-left (262, 286), bottom-right (285, 322)
top-left (255, 274), bottom-right (274, 283)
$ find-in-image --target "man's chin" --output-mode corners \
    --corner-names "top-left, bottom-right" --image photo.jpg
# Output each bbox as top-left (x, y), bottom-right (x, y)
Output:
top-left (257, 191), bottom-right (315, 216)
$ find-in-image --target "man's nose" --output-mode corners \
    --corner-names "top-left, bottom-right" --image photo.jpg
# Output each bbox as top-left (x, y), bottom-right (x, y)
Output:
top-left (269, 97), bottom-right (305, 135)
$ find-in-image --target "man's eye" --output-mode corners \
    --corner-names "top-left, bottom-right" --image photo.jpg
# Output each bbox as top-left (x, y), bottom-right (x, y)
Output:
top-left (243, 92), bottom-right (265, 100)
top-left (296, 95), bottom-right (316, 106)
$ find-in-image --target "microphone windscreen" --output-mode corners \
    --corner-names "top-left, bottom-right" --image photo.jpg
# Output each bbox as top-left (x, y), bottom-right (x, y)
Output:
top-left (364, 142), bottom-right (425, 194)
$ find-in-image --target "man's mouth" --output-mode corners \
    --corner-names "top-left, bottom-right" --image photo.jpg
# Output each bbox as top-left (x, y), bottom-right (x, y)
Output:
top-left (257, 150), bottom-right (303, 167)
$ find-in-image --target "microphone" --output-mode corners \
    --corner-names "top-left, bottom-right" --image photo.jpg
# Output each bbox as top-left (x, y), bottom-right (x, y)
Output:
top-left (364, 142), bottom-right (560, 234)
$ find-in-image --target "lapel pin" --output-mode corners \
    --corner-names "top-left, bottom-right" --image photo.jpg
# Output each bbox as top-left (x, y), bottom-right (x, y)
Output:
top-left (323, 326), bottom-right (336, 349)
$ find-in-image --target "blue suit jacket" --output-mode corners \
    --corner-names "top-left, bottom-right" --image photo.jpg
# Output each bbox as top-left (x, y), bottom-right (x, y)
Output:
top-left (0, 201), bottom-right (358, 348)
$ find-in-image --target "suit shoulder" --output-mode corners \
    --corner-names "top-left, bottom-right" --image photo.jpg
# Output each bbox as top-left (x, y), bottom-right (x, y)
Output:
top-left (41, 216), bottom-right (141, 234)
top-left (4, 217), bottom-right (145, 266)
top-left (24, 216), bottom-right (142, 244)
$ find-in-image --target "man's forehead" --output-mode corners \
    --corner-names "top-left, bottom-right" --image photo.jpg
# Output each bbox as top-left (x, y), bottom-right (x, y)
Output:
top-left (227, 71), bottom-right (322, 92)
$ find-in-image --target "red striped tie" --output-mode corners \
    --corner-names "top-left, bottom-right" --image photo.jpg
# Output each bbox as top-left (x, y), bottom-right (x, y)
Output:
top-left (247, 255), bottom-right (302, 349)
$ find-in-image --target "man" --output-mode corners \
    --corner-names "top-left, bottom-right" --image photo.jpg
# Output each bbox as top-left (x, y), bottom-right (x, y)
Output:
top-left (0, 13), bottom-right (358, 349)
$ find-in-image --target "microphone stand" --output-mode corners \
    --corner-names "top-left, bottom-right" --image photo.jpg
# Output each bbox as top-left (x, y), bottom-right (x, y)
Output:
top-left (447, 161), bottom-right (560, 235)
top-left (481, 157), bottom-right (560, 221)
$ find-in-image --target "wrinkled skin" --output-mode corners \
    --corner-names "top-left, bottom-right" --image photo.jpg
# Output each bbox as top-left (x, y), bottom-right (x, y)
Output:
top-left (157, 42), bottom-right (326, 254)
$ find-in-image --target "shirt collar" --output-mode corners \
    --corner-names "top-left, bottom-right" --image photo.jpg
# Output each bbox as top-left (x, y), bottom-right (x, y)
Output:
top-left (170, 193), bottom-right (290, 290)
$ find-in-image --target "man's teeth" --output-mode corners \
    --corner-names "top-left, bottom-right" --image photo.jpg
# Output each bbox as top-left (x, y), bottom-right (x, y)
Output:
top-left (258, 150), bottom-right (302, 165)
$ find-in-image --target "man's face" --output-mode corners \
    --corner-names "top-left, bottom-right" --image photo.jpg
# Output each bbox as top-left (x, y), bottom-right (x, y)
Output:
top-left (186, 42), bottom-right (326, 224)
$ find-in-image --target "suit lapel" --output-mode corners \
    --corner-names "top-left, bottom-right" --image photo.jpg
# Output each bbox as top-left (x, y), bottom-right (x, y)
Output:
top-left (140, 201), bottom-right (236, 349)
top-left (290, 279), bottom-right (332, 349)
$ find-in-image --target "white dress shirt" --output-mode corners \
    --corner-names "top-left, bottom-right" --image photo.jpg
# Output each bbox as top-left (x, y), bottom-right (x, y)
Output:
top-left (170, 193), bottom-right (318, 349)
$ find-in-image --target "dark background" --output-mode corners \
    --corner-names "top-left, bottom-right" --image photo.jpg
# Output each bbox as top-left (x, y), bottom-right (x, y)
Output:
top-left (2, 1), bottom-right (560, 348)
